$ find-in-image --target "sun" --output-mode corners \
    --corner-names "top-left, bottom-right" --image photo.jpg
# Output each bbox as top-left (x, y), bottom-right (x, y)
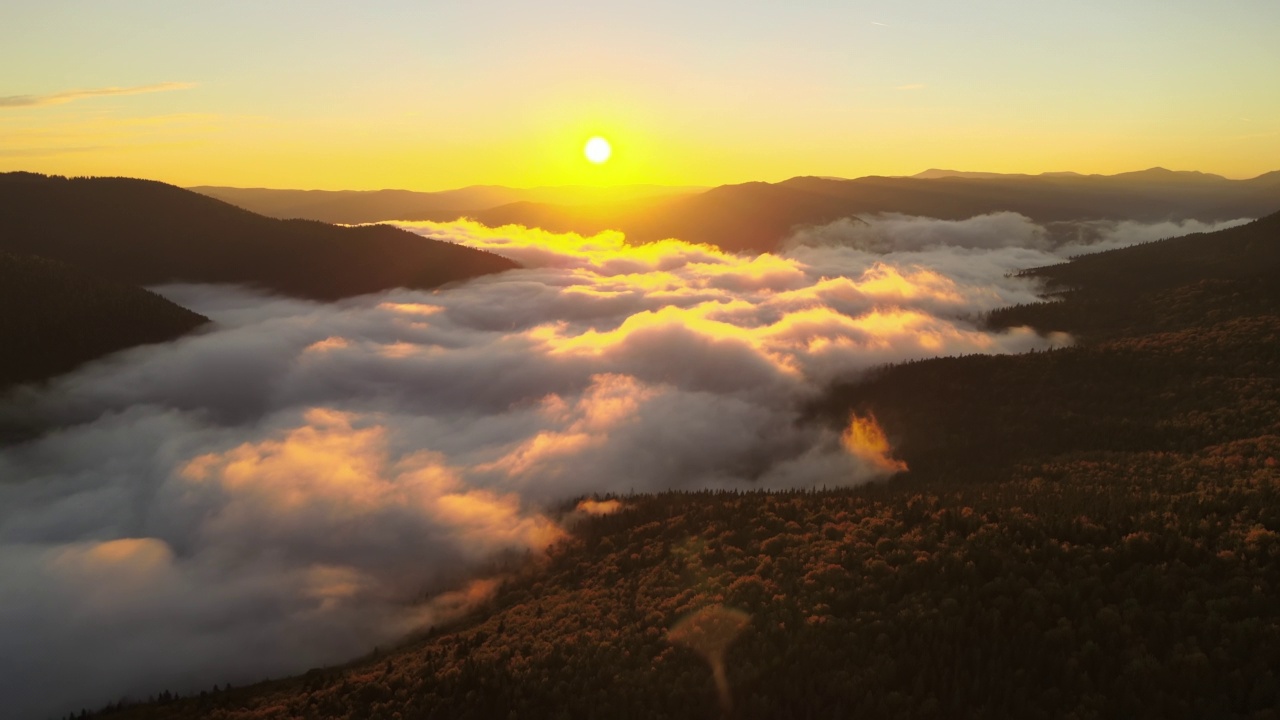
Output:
top-left (584, 136), bottom-right (612, 164)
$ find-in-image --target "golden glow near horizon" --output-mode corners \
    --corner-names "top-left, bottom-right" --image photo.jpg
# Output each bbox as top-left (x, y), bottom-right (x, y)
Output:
top-left (1, 2), bottom-right (1279, 189)
top-left (584, 136), bottom-right (612, 164)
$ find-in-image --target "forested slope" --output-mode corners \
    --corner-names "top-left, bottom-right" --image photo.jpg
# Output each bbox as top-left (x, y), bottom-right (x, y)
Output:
top-left (989, 209), bottom-right (1280, 341)
top-left (77, 452), bottom-right (1280, 719)
top-left (815, 211), bottom-right (1280, 475)
top-left (75, 211), bottom-right (1280, 720)
top-left (0, 251), bottom-right (208, 390)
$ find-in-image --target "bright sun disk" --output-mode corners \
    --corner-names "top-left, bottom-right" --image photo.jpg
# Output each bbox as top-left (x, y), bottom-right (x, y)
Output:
top-left (584, 136), bottom-right (612, 164)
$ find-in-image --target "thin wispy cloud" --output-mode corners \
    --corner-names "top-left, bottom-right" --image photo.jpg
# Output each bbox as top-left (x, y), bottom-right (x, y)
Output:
top-left (870, 21), bottom-right (891, 27)
top-left (0, 82), bottom-right (196, 109)
top-left (1231, 128), bottom-right (1280, 141)
top-left (0, 146), bottom-right (102, 158)
top-left (0, 112), bottom-right (224, 160)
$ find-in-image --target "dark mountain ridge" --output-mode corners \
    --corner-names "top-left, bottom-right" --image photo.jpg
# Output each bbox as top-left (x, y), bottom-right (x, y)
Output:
top-left (1022, 209), bottom-right (1280, 292)
top-left (986, 209), bottom-right (1280, 342)
top-left (817, 209), bottom-right (1280, 474)
top-left (0, 173), bottom-right (518, 301)
top-left (0, 251), bottom-right (208, 390)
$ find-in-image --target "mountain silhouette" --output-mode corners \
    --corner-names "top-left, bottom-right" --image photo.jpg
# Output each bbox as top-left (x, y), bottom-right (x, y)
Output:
top-left (0, 251), bottom-right (208, 390)
top-left (471, 181), bottom-right (864, 254)
top-left (199, 170), bottom-right (1280, 255)
top-left (911, 168), bottom-right (1027, 179)
top-left (467, 171), bottom-right (1280, 254)
top-left (0, 173), bottom-right (519, 301)
top-left (191, 184), bottom-right (704, 225)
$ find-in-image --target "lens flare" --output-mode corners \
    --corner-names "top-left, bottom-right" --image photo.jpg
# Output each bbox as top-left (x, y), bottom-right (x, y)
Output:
top-left (668, 605), bottom-right (751, 714)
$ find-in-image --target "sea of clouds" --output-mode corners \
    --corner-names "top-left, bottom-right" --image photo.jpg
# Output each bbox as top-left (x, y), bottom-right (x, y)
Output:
top-left (0, 212), bottom-right (1249, 718)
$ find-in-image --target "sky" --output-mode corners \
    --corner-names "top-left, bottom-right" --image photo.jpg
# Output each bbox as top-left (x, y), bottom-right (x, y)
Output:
top-left (2, 0), bottom-right (1279, 190)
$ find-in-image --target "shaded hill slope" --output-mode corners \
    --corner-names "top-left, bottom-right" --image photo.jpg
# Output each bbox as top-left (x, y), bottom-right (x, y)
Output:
top-left (0, 173), bottom-right (518, 301)
top-left (814, 210), bottom-right (1280, 475)
top-left (80, 211), bottom-right (1280, 719)
top-left (989, 209), bottom-right (1280, 341)
top-left (0, 251), bottom-right (208, 390)
top-left (1025, 209), bottom-right (1280, 291)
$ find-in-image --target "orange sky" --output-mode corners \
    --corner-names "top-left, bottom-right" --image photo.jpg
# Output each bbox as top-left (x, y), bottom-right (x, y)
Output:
top-left (2, 1), bottom-right (1278, 189)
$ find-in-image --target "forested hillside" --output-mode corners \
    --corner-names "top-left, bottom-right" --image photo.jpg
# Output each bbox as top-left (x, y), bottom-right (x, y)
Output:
top-left (989, 209), bottom-right (1280, 341)
top-left (76, 212), bottom-right (1280, 719)
top-left (0, 173), bottom-right (518, 301)
top-left (0, 251), bottom-right (208, 390)
top-left (816, 211), bottom-right (1280, 475)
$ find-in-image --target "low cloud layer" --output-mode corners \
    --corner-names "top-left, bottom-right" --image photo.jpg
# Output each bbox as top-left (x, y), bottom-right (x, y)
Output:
top-left (0, 213), bottom-right (1235, 718)
top-left (788, 212), bottom-right (1251, 255)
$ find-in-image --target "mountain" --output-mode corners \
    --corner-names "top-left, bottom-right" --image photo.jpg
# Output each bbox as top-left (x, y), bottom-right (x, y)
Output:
top-left (192, 170), bottom-right (1280, 257)
top-left (912, 167), bottom-right (1230, 182)
top-left (83, 211), bottom-right (1280, 719)
top-left (474, 169), bottom-right (1280, 254)
top-left (1107, 167), bottom-right (1229, 184)
top-left (0, 251), bottom-right (208, 390)
top-left (775, 169), bottom-right (1272, 221)
top-left (0, 173), bottom-right (518, 301)
top-left (816, 210), bottom-right (1280, 474)
top-left (911, 168), bottom-right (1032, 179)
top-left (1249, 170), bottom-right (1280, 187)
top-left (191, 184), bottom-right (705, 225)
top-left (987, 208), bottom-right (1280, 341)
top-left (471, 181), bottom-right (866, 254)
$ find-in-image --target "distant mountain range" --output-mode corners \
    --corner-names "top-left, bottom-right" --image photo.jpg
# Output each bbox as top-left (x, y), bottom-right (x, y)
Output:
top-left (196, 168), bottom-right (1280, 254)
top-left (912, 169), bottom-right (1048, 180)
top-left (907, 168), bottom-right (1242, 181)
top-left (191, 184), bottom-right (706, 225)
